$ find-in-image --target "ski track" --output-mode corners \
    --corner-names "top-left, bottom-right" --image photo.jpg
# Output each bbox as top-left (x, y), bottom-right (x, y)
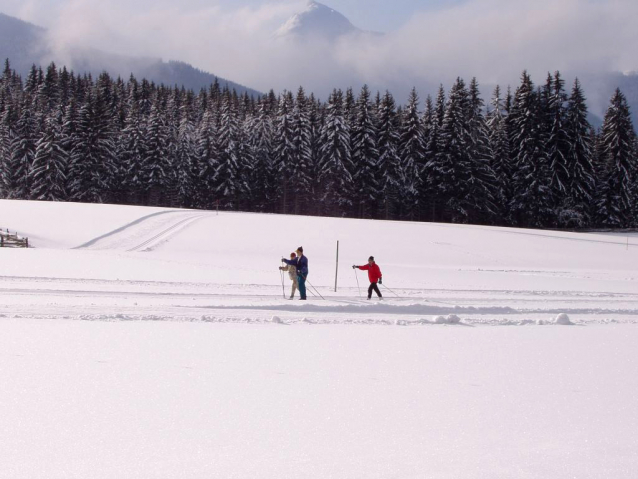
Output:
top-left (75, 211), bottom-right (208, 252)
top-left (2, 275), bottom-right (638, 326)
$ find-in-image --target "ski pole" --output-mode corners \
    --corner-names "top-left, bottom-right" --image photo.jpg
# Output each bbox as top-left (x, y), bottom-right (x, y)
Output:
top-left (279, 265), bottom-right (286, 299)
top-left (305, 279), bottom-right (326, 300)
top-left (301, 279), bottom-right (320, 299)
top-left (353, 268), bottom-right (362, 298)
top-left (298, 274), bottom-right (320, 299)
top-left (380, 283), bottom-right (400, 298)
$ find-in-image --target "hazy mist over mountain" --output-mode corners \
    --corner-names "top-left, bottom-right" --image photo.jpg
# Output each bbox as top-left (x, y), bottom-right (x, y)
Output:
top-left (0, 12), bottom-right (262, 96)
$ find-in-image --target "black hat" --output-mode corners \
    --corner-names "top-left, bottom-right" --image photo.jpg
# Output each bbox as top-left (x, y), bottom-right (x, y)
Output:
top-left (297, 246), bottom-right (303, 253)
top-left (368, 256), bottom-right (374, 261)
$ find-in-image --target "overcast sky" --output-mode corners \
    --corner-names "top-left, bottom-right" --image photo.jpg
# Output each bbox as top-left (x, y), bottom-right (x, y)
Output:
top-left (1, 0), bottom-right (636, 112)
top-left (1, 0), bottom-right (463, 32)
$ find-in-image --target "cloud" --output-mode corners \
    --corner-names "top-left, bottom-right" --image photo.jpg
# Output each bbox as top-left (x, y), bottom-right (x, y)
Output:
top-left (334, 0), bottom-right (638, 97)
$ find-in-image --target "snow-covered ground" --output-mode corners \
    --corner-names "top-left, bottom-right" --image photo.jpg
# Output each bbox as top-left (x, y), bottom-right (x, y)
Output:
top-left (1, 199), bottom-right (637, 478)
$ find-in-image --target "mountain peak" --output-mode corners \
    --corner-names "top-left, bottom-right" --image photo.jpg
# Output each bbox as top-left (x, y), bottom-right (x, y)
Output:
top-left (275, 1), bottom-right (359, 39)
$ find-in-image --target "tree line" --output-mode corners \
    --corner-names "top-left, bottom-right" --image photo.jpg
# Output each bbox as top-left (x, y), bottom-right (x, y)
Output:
top-left (1, 59), bottom-right (637, 228)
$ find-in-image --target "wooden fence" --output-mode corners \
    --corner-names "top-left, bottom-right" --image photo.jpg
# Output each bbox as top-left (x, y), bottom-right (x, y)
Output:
top-left (0, 229), bottom-right (29, 248)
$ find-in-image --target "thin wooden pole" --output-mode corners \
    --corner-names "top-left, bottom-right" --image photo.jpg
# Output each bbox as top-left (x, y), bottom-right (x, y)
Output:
top-left (335, 240), bottom-right (339, 292)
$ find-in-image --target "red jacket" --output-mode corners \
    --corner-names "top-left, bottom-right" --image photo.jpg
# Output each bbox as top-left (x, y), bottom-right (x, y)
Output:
top-left (358, 263), bottom-right (382, 283)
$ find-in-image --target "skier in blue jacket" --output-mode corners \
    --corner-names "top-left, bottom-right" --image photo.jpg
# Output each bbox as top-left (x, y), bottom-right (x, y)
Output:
top-left (282, 246), bottom-right (308, 300)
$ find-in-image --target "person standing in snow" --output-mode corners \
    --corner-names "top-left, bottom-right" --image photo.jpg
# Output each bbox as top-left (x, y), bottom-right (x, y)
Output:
top-left (353, 256), bottom-right (383, 300)
top-left (282, 246), bottom-right (309, 300)
top-left (279, 252), bottom-right (299, 299)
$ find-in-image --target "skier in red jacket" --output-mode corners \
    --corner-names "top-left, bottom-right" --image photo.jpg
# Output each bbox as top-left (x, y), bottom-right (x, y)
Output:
top-left (353, 256), bottom-right (383, 300)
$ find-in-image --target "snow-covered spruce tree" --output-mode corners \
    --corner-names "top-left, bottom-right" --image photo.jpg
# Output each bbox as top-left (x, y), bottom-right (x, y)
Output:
top-left (0, 100), bottom-right (18, 198)
top-left (236, 107), bottom-right (255, 211)
top-left (291, 87), bottom-right (313, 214)
top-left (422, 87), bottom-right (446, 222)
top-left (509, 71), bottom-right (552, 227)
top-left (466, 78), bottom-right (498, 223)
top-left (434, 85), bottom-right (446, 128)
top-left (119, 91), bottom-right (147, 205)
top-left (467, 78), bottom-right (486, 157)
top-left (422, 95), bottom-right (434, 153)
top-left (108, 79), bottom-right (129, 204)
top-left (24, 65), bottom-right (40, 95)
top-left (306, 93), bottom-right (323, 216)
top-left (138, 78), bottom-right (153, 117)
top-left (351, 85), bottom-right (380, 219)
top-left (399, 88), bottom-right (425, 220)
top-left (434, 77), bottom-right (475, 223)
top-left (215, 90), bottom-right (248, 209)
top-left (545, 71), bottom-right (571, 225)
top-left (319, 89), bottom-right (353, 216)
top-left (161, 87), bottom-right (182, 207)
top-left (94, 77), bottom-right (118, 201)
top-left (8, 96), bottom-right (37, 199)
top-left (273, 91), bottom-right (295, 214)
top-left (30, 113), bottom-right (68, 201)
top-left (39, 62), bottom-right (60, 113)
top-left (344, 87), bottom-right (357, 133)
top-left (59, 97), bottom-right (78, 193)
top-left (196, 108), bottom-right (218, 209)
top-left (66, 95), bottom-right (94, 202)
top-left (248, 99), bottom-right (277, 212)
top-left (374, 91), bottom-right (382, 117)
top-left (485, 85), bottom-right (511, 222)
top-left (58, 67), bottom-right (71, 111)
top-left (174, 105), bottom-right (198, 208)
top-left (562, 78), bottom-right (596, 227)
top-left (377, 91), bottom-right (403, 220)
top-left (67, 88), bottom-right (116, 203)
top-left (0, 114), bottom-right (11, 197)
top-left (595, 88), bottom-right (637, 227)
top-left (418, 95), bottom-right (434, 219)
top-left (1, 59), bottom-right (13, 92)
top-left (143, 100), bottom-right (171, 206)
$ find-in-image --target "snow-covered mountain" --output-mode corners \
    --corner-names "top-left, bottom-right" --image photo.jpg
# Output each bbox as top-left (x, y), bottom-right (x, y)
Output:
top-left (0, 12), bottom-right (261, 96)
top-left (0, 12), bottom-right (47, 75)
top-left (275, 1), bottom-right (380, 40)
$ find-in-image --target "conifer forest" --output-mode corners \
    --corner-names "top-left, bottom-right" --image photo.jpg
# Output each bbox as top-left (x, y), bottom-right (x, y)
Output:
top-left (1, 59), bottom-right (637, 228)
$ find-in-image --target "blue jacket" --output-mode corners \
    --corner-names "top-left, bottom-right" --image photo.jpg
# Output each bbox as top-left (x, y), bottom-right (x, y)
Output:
top-left (283, 255), bottom-right (308, 277)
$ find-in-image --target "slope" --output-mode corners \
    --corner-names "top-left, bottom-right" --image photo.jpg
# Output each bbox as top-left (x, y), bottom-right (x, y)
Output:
top-left (1, 200), bottom-right (638, 479)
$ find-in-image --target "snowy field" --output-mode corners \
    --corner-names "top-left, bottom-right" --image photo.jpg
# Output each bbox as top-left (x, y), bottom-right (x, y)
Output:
top-left (1, 199), bottom-right (638, 478)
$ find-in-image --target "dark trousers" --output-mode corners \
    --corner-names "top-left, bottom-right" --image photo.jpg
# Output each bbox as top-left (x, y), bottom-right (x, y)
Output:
top-left (298, 274), bottom-right (307, 299)
top-left (368, 282), bottom-right (382, 299)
